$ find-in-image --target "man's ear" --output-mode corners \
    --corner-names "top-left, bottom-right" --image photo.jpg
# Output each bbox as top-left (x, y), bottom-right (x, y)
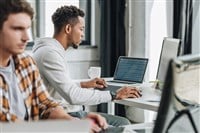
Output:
top-left (65, 24), bottom-right (71, 34)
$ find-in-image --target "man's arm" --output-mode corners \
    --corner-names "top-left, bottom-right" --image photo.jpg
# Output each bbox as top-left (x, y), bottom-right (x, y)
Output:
top-left (80, 78), bottom-right (107, 89)
top-left (48, 106), bottom-right (76, 120)
top-left (48, 108), bottom-right (108, 133)
top-left (35, 51), bottom-right (112, 105)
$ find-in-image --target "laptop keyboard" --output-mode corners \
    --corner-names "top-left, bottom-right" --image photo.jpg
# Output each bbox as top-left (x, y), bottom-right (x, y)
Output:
top-left (106, 85), bottom-right (121, 92)
top-left (95, 85), bottom-right (121, 92)
top-left (107, 80), bottom-right (137, 84)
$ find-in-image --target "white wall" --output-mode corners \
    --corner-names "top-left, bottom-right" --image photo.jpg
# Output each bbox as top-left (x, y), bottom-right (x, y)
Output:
top-left (126, 0), bottom-right (146, 58)
top-left (125, 0), bottom-right (173, 123)
top-left (126, 0), bottom-right (173, 81)
top-left (65, 47), bottom-right (99, 79)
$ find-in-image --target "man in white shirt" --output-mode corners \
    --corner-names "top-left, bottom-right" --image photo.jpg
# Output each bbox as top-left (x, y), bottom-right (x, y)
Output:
top-left (32, 5), bottom-right (141, 126)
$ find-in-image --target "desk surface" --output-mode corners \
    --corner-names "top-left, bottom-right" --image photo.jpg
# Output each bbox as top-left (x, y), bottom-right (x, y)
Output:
top-left (123, 122), bottom-right (154, 133)
top-left (104, 77), bottom-right (161, 113)
top-left (114, 85), bottom-right (161, 112)
top-left (75, 77), bottom-right (161, 113)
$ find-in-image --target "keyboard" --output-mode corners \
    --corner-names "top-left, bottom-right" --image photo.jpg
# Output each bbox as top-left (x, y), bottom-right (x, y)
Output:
top-left (95, 85), bottom-right (121, 92)
top-left (107, 80), bottom-right (138, 84)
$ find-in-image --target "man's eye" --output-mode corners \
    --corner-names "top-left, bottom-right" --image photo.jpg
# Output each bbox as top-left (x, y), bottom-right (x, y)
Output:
top-left (13, 27), bottom-right (23, 30)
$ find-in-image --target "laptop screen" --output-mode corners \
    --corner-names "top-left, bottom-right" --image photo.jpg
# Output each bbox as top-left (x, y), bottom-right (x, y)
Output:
top-left (113, 57), bottom-right (148, 83)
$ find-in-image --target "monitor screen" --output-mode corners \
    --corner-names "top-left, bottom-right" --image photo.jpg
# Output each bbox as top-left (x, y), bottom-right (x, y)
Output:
top-left (114, 57), bottom-right (148, 83)
top-left (156, 38), bottom-right (180, 88)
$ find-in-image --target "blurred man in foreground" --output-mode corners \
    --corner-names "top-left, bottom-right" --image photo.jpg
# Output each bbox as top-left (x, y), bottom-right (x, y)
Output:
top-left (0, 0), bottom-right (107, 132)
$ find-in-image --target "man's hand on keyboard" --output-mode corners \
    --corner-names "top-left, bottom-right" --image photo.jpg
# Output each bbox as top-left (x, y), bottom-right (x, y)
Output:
top-left (115, 86), bottom-right (142, 100)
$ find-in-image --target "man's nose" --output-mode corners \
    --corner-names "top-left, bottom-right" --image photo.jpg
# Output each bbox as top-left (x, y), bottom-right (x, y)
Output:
top-left (22, 30), bottom-right (30, 42)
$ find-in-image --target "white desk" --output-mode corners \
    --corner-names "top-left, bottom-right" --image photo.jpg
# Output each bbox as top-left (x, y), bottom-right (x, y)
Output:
top-left (74, 78), bottom-right (161, 114)
top-left (104, 77), bottom-right (161, 114)
top-left (107, 94), bottom-right (160, 115)
top-left (123, 122), bottom-right (154, 133)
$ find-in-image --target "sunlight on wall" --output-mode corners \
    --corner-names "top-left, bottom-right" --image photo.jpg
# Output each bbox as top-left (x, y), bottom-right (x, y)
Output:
top-left (144, 0), bottom-right (172, 123)
top-left (148, 1), bottom-right (168, 81)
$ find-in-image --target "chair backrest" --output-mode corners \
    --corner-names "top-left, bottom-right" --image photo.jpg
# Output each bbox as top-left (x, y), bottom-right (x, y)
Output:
top-left (153, 54), bottom-right (200, 133)
top-left (156, 37), bottom-right (181, 89)
top-left (173, 54), bottom-right (200, 106)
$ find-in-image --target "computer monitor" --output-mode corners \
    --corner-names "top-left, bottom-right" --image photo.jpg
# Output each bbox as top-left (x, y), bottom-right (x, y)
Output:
top-left (156, 37), bottom-right (180, 89)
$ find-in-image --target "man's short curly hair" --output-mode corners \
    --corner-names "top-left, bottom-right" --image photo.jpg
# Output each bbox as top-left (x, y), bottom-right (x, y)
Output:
top-left (52, 5), bottom-right (85, 34)
top-left (0, 0), bottom-right (34, 30)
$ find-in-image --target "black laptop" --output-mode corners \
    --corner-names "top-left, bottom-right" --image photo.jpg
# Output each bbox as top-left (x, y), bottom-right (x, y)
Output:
top-left (108, 56), bottom-right (148, 84)
top-left (101, 56), bottom-right (148, 92)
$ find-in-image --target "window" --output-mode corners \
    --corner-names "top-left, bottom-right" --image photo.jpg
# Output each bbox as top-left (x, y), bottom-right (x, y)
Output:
top-left (28, 0), bottom-right (92, 46)
top-left (147, 1), bottom-right (173, 81)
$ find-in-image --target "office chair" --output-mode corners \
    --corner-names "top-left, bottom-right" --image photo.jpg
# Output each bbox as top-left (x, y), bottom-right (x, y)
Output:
top-left (153, 54), bottom-right (200, 133)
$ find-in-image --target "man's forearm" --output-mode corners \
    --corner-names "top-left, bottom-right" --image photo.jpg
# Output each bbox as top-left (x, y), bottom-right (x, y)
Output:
top-left (48, 106), bottom-right (75, 120)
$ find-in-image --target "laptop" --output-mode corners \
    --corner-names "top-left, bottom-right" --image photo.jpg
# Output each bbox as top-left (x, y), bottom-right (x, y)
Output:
top-left (108, 56), bottom-right (148, 84)
top-left (103, 56), bottom-right (148, 92)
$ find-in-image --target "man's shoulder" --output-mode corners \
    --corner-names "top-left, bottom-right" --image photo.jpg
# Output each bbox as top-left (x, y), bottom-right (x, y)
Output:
top-left (15, 53), bottom-right (32, 61)
top-left (33, 38), bottom-right (62, 55)
top-left (34, 37), bottom-right (58, 49)
top-left (13, 53), bottom-right (36, 67)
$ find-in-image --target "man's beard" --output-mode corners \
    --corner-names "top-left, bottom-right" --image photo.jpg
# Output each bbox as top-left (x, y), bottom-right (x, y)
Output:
top-left (72, 43), bottom-right (78, 49)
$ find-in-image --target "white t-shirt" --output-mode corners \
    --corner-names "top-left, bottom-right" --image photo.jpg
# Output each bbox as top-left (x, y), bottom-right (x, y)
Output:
top-left (0, 58), bottom-right (26, 120)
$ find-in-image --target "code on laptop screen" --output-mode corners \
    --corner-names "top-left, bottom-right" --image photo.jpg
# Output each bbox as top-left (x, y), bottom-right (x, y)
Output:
top-left (114, 58), bottom-right (148, 82)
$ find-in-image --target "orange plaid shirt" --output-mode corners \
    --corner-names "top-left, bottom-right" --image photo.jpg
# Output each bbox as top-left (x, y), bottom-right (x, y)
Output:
top-left (0, 53), bottom-right (59, 121)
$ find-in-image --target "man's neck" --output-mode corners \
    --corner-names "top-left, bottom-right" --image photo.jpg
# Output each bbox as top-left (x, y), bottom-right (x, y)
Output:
top-left (53, 34), bottom-right (69, 50)
top-left (0, 51), bottom-right (11, 67)
top-left (0, 57), bottom-right (11, 67)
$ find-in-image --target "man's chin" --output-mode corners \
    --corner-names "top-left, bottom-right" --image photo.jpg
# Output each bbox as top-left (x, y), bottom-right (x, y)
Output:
top-left (13, 50), bottom-right (24, 55)
top-left (72, 43), bottom-right (79, 49)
